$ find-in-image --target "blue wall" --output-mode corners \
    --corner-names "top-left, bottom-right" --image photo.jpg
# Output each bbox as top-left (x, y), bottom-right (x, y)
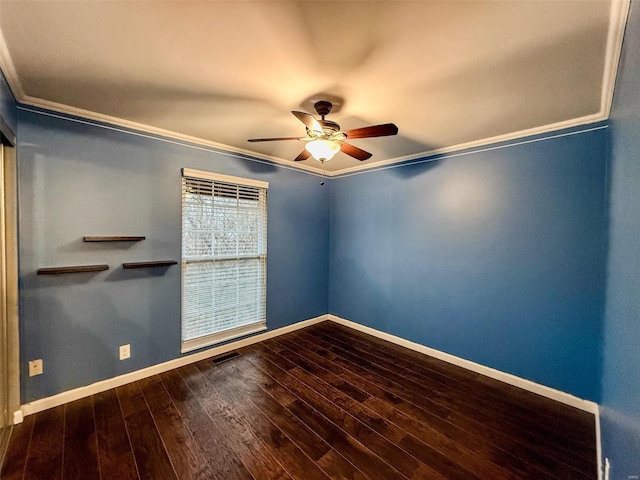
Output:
top-left (17, 108), bottom-right (329, 403)
top-left (329, 127), bottom-right (608, 401)
top-left (600, 0), bottom-right (640, 476)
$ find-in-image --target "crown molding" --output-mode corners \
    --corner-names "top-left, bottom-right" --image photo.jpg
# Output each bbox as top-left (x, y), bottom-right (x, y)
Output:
top-left (331, 113), bottom-right (607, 178)
top-left (17, 97), bottom-right (609, 180)
top-left (600, 0), bottom-right (631, 118)
top-left (19, 96), bottom-right (327, 176)
top-left (0, 0), bottom-right (630, 177)
top-left (0, 28), bottom-right (24, 100)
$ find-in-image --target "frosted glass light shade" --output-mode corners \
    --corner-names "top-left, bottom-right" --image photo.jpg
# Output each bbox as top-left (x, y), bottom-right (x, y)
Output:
top-left (305, 139), bottom-right (341, 161)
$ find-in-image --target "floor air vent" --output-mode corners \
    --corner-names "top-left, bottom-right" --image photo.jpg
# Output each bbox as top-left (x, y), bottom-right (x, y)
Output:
top-left (211, 351), bottom-right (240, 365)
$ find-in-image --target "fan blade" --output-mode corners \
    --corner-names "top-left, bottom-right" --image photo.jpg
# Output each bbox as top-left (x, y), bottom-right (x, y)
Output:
top-left (292, 111), bottom-right (323, 135)
top-left (344, 123), bottom-right (398, 139)
top-left (294, 150), bottom-right (311, 162)
top-left (340, 142), bottom-right (372, 161)
top-left (247, 137), bottom-right (303, 142)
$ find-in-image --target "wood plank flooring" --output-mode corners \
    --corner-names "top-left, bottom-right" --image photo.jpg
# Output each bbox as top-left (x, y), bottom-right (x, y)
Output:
top-left (1, 321), bottom-right (597, 479)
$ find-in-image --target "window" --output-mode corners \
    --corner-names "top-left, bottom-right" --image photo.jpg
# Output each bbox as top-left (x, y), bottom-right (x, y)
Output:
top-left (181, 168), bottom-right (268, 353)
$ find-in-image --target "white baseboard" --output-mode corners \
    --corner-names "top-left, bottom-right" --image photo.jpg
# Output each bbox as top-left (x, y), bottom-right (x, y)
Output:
top-left (19, 314), bottom-right (328, 419)
top-left (12, 410), bottom-right (23, 425)
top-left (327, 314), bottom-right (599, 414)
top-left (20, 313), bottom-right (599, 421)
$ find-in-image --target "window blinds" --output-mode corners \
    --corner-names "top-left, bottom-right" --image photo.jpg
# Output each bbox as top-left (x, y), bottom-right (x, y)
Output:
top-left (181, 169), bottom-right (268, 352)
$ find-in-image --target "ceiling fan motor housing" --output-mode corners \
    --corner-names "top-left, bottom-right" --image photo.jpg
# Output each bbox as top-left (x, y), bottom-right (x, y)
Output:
top-left (314, 101), bottom-right (333, 117)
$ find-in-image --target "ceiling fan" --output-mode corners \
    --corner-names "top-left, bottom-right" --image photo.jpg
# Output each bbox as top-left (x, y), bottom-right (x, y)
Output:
top-left (248, 101), bottom-right (398, 162)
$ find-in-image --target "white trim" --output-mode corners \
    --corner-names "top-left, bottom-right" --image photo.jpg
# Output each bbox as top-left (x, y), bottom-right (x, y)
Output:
top-left (21, 97), bottom-right (326, 176)
top-left (327, 314), bottom-right (599, 414)
top-left (601, 0), bottom-right (631, 118)
top-left (12, 410), bottom-right (22, 425)
top-left (0, 28), bottom-right (25, 100)
top-left (181, 167), bottom-right (269, 190)
top-left (19, 314), bottom-right (328, 417)
top-left (2, 144), bottom-right (20, 426)
top-left (333, 125), bottom-right (609, 179)
top-left (13, 97), bottom-right (608, 180)
top-left (19, 313), bottom-right (601, 420)
top-left (181, 324), bottom-right (267, 354)
top-left (16, 102), bottom-right (325, 176)
top-left (16, 106), bottom-right (324, 178)
top-left (17, 102), bottom-right (609, 182)
top-left (596, 404), bottom-right (602, 480)
top-left (332, 115), bottom-right (606, 177)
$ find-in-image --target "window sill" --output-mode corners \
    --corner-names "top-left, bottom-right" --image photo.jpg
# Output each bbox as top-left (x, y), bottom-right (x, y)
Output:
top-left (181, 322), bottom-right (267, 354)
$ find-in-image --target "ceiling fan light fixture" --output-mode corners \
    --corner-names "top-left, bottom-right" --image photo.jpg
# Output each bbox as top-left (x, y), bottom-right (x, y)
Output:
top-left (305, 139), bottom-right (341, 161)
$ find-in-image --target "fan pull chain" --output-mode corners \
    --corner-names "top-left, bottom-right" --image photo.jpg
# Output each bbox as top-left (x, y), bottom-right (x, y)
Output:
top-left (320, 159), bottom-right (326, 186)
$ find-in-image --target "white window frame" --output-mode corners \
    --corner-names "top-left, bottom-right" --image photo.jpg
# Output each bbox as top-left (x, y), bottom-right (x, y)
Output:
top-left (181, 168), bottom-right (268, 353)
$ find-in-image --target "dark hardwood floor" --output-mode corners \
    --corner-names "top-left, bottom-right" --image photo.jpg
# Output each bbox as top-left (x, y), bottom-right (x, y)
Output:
top-left (1, 321), bottom-right (597, 479)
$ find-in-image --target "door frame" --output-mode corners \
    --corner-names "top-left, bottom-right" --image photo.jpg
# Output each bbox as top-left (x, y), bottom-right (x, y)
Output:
top-left (0, 116), bottom-right (19, 464)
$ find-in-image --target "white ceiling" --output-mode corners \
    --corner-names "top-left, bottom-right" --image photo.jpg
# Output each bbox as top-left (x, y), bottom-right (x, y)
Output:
top-left (0, 1), bottom-right (627, 174)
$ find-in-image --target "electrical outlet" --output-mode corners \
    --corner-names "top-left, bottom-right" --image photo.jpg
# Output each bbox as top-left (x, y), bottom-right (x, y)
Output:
top-left (604, 458), bottom-right (610, 480)
top-left (119, 344), bottom-right (131, 360)
top-left (28, 359), bottom-right (43, 377)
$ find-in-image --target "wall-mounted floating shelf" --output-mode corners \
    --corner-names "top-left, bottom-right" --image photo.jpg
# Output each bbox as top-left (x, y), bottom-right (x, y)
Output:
top-left (122, 260), bottom-right (178, 269)
top-left (37, 264), bottom-right (109, 275)
top-left (84, 236), bottom-right (145, 242)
